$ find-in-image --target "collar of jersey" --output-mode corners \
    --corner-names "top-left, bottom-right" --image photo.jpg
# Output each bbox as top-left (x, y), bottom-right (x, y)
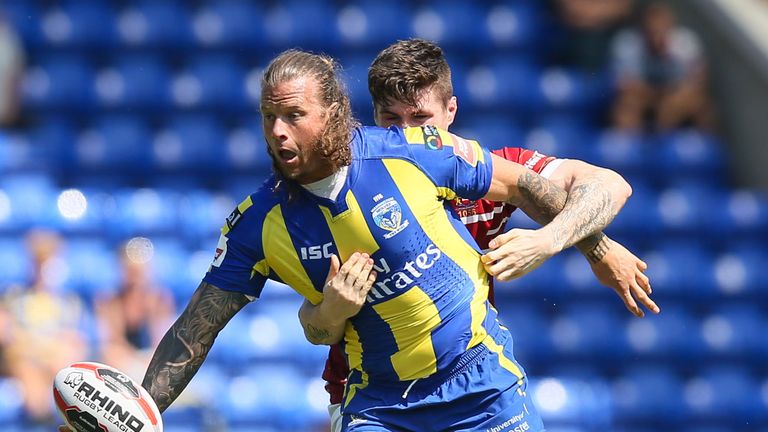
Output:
top-left (298, 156), bottom-right (361, 218)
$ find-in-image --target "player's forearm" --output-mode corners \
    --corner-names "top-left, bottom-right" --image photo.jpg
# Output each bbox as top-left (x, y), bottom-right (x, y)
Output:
top-left (539, 170), bottom-right (629, 253)
top-left (298, 299), bottom-right (347, 345)
top-left (514, 170), bottom-right (628, 256)
top-left (142, 282), bottom-right (249, 412)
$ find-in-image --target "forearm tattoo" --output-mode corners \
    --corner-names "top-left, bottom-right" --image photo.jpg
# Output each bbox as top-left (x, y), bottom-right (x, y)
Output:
top-left (142, 282), bottom-right (249, 412)
top-left (305, 323), bottom-right (332, 343)
top-left (579, 232), bottom-right (611, 263)
top-left (515, 171), bottom-right (615, 253)
top-left (515, 170), bottom-right (567, 225)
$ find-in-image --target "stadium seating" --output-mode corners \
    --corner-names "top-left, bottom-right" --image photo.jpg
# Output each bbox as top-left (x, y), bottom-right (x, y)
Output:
top-left (39, 1), bottom-right (117, 49)
top-left (175, 55), bottom-right (249, 111)
top-left (96, 55), bottom-right (172, 110)
top-left (611, 366), bottom-right (687, 424)
top-left (409, 1), bottom-right (489, 51)
top-left (23, 55), bottom-right (95, 111)
top-left (336, 0), bottom-right (409, 48)
top-left (190, 0), bottom-right (265, 49)
top-left (262, 0), bottom-right (338, 49)
top-left (116, 0), bottom-right (194, 49)
top-left (1, 1), bottom-right (766, 430)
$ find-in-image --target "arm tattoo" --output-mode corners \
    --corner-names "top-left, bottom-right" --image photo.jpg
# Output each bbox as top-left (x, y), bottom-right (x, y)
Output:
top-left (515, 170), bottom-right (567, 224)
top-left (305, 323), bottom-right (332, 343)
top-left (515, 171), bottom-right (614, 255)
top-left (142, 282), bottom-right (249, 412)
top-left (580, 232), bottom-right (611, 263)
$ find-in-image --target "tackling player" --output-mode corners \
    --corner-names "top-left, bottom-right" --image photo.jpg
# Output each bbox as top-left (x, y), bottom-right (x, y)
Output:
top-left (302, 39), bottom-right (659, 432)
top-left (141, 49), bottom-right (635, 431)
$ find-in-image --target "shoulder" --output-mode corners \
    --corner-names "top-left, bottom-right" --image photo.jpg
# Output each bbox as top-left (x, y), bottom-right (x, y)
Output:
top-left (224, 177), bottom-right (284, 239)
top-left (355, 126), bottom-right (413, 160)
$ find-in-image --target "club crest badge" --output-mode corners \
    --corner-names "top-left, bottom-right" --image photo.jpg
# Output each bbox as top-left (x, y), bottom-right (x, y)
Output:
top-left (371, 197), bottom-right (409, 239)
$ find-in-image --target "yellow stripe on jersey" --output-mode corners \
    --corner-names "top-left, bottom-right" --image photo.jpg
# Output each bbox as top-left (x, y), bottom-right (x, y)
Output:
top-left (382, 159), bottom-right (491, 358)
top-left (436, 186), bottom-right (458, 201)
top-left (403, 126), bottom-right (426, 144)
top-left (319, 190), bottom-right (380, 260)
top-left (222, 195), bottom-right (254, 235)
top-left (372, 286), bottom-right (440, 380)
top-left (263, 205), bottom-right (323, 305)
top-left (343, 370), bottom-right (368, 410)
top-left (482, 335), bottom-right (524, 379)
top-left (344, 322), bottom-right (364, 377)
top-left (467, 274), bottom-right (490, 349)
top-left (250, 259), bottom-right (269, 279)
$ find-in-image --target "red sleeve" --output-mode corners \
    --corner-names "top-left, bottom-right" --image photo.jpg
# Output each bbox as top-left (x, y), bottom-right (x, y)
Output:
top-left (491, 147), bottom-right (557, 174)
top-left (322, 344), bottom-right (349, 404)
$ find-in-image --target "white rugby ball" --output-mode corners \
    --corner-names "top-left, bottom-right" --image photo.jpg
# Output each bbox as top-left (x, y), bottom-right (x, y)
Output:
top-left (53, 362), bottom-right (163, 432)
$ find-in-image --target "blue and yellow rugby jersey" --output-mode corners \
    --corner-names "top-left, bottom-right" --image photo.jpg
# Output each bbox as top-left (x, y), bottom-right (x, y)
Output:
top-left (204, 125), bottom-right (521, 384)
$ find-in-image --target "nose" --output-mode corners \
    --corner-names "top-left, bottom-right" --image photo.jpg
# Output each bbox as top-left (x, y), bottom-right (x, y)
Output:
top-left (269, 118), bottom-right (288, 142)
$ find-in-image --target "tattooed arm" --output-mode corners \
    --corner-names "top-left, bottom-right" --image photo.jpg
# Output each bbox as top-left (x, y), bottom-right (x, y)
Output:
top-left (484, 154), bottom-right (630, 249)
top-left (482, 154), bottom-right (631, 280)
top-left (513, 168), bottom-right (615, 259)
top-left (483, 156), bottom-right (658, 316)
top-left (142, 282), bottom-right (250, 412)
top-left (513, 161), bottom-right (629, 254)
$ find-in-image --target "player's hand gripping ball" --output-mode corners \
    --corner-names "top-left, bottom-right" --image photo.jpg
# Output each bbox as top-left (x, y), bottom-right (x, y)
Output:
top-left (53, 362), bottom-right (163, 432)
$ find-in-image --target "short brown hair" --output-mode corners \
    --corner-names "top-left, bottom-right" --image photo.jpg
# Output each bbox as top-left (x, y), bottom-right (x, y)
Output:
top-left (261, 49), bottom-right (358, 171)
top-left (368, 38), bottom-right (453, 108)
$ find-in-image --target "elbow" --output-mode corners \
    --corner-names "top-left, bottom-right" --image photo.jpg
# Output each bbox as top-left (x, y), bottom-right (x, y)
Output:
top-left (605, 169), bottom-right (632, 208)
top-left (617, 172), bottom-right (632, 202)
top-left (619, 173), bottom-right (632, 203)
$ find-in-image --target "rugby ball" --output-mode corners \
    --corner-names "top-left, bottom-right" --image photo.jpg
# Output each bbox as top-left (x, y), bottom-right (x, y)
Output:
top-left (53, 362), bottom-right (163, 432)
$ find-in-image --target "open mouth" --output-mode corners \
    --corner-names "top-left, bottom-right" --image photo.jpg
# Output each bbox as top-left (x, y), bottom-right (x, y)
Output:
top-left (278, 149), bottom-right (298, 163)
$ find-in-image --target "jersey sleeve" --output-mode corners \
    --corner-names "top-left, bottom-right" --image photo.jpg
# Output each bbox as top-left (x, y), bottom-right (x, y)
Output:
top-left (491, 147), bottom-right (559, 176)
top-left (202, 196), bottom-right (269, 299)
top-left (401, 125), bottom-right (494, 201)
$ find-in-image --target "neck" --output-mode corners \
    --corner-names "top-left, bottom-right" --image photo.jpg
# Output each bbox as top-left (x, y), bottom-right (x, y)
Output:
top-left (296, 164), bottom-right (338, 184)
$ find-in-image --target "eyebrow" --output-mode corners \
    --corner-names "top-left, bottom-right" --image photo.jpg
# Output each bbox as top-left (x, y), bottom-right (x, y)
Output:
top-left (378, 107), bottom-right (432, 117)
top-left (260, 103), bottom-right (305, 111)
top-left (377, 108), bottom-right (402, 117)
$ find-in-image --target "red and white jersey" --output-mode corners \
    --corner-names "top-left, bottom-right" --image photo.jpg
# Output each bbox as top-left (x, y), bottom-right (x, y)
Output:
top-left (322, 146), bottom-right (560, 406)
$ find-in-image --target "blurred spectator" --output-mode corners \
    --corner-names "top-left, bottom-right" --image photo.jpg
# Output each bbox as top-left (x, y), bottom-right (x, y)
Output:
top-left (611, 2), bottom-right (714, 131)
top-left (95, 238), bottom-right (174, 381)
top-left (553, 0), bottom-right (634, 71)
top-left (0, 14), bottom-right (24, 127)
top-left (0, 229), bottom-right (88, 424)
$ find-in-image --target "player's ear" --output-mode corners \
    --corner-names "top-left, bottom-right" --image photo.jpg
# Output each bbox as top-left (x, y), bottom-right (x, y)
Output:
top-left (326, 102), bottom-right (340, 121)
top-left (446, 96), bottom-right (457, 127)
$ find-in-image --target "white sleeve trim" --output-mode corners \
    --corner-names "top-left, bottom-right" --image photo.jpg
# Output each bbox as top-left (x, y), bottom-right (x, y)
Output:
top-left (539, 158), bottom-right (566, 179)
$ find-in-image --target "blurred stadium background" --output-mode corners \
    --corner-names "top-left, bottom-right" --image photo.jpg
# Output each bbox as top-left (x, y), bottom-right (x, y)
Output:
top-left (0, 0), bottom-right (767, 431)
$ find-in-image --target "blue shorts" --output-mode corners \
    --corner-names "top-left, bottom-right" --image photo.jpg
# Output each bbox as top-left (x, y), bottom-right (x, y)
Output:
top-left (340, 333), bottom-right (545, 432)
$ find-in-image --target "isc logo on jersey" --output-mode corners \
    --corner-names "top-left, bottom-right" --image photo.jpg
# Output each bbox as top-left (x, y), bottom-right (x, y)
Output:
top-left (366, 243), bottom-right (442, 302)
top-left (300, 242), bottom-right (334, 260)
